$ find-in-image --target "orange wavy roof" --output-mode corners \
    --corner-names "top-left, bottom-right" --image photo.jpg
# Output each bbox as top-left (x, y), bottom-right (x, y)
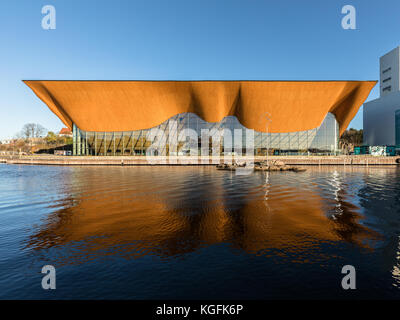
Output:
top-left (23, 80), bottom-right (376, 135)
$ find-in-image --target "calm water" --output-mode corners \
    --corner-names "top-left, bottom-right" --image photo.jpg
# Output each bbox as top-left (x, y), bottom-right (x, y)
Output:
top-left (0, 163), bottom-right (400, 299)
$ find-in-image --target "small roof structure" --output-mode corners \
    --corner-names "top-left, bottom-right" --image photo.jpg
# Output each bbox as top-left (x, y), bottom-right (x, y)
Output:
top-left (59, 127), bottom-right (72, 135)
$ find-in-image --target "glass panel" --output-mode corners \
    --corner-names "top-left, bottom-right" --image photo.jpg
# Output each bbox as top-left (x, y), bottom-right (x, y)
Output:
top-left (73, 112), bottom-right (339, 156)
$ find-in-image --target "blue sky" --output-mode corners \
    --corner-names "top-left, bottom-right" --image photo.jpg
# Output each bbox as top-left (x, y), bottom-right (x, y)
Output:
top-left (0, 0), bottom-right (399, 140)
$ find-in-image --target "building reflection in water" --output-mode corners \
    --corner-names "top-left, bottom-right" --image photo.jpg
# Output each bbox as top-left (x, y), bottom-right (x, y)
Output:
top-left (351, 166), bottom-right (400, 289)
top-left (25, 166), bottom-right (382, 266)
top-left (392, 236), bottom-right (400, 288)
top-left (321, 168), bottom-right (381, 248)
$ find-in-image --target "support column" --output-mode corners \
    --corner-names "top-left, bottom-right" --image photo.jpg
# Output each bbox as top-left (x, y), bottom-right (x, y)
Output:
top-left (113, 132), bottom-right (115, 156)
top-left (104, 132), bottom-right (106, 155)
top-left (73, 123), bottom-right (77, 156)
top-left (73, 123), bottom-right (83, 156)
top-left (131, 132), bottom-right (135, 155)
top-left (80, 131), bottom-right (85, 155)
top-left (85, 132), bottom-right (88, 155)
top-left (141, 130), bottom-right (144, 155)
top-left (334, 119), bottom-right (338, 155)
top-left (122, 132), bottom-right (124, 155)
top-left (77, 126), bottom-right (82, 156)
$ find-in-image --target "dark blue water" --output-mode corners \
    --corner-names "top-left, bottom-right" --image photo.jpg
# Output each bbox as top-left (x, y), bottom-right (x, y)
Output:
top-left (0, 164), bottom-right (399, 299)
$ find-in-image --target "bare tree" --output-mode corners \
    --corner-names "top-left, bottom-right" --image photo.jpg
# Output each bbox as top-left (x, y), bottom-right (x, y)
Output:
top-left (21, 123), bottom-right (33, 140)
top-left (35, 124), bottom-right (47, 137)
top-left (21, 123), bottom-right (47, 140)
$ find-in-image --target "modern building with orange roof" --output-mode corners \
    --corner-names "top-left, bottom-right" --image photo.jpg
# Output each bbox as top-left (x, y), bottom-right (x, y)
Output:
top-left (24, 80), bottom-right (376, 156)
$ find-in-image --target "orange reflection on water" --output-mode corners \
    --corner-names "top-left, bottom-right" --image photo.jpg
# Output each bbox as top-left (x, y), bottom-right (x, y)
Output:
top-left (26, 166), bottom-right (381, 264)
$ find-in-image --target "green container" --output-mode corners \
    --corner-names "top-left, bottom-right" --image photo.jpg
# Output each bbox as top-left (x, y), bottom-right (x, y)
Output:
top-left (360, 145), bottom-right (369, 155)
top-left (354, 146), bottom-right (361, 155)
top-left (385, 146), bottom-right (396, 156)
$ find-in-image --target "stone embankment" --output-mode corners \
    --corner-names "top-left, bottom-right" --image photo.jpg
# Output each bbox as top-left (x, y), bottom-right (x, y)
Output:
top-left (0, 155), bottom-right (399, 166)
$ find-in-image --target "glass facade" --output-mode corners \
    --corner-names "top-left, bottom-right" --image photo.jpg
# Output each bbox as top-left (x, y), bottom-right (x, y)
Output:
top-left (73, 112), bottom-right (339, 156)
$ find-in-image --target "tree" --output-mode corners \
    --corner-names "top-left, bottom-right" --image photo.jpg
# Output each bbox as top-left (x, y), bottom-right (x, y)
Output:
top-left (339, 128), bottom-right (363, 154)
top-left (21, 123), bottom-right (47, 140)
top-left (44, 131), bottom-right (58, 145)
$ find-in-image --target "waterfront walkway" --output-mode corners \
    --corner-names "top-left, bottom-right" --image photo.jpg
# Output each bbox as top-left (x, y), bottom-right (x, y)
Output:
top-left (1, 155), bottom-right (399, 166)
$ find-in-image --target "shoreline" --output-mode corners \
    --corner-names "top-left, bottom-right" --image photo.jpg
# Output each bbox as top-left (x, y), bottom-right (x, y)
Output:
top-left (1, 155), bottom-right (399, 166)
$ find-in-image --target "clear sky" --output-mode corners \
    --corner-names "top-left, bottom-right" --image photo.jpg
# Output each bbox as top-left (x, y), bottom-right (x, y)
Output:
top-left (0, 0), bottom-right (399, 140)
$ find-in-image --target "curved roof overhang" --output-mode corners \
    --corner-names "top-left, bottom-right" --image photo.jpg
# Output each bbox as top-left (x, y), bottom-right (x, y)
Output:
top-left (23, 80), bottom-right (376, 135)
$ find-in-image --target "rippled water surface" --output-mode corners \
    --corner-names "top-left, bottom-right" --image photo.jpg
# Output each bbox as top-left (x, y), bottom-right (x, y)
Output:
top-left (0, 164), bottom-right (400, 299)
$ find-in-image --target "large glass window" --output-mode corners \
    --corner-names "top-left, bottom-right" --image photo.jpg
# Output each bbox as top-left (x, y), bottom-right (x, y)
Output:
top-left (72, 112), bottom-right (339, 156)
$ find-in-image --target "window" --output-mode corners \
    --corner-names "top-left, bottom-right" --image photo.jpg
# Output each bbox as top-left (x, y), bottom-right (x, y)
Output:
top-left (383, 86), bottom-right (391, 92)
top-left (382, 67), bottom-right (391, 74)
top-left (383, 77), bottom-right (391, 83)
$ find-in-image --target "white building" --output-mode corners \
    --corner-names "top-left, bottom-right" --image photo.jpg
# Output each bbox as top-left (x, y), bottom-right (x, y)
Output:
top-left (0, 139), bottom-right (13, 145)
top-left (364, 46), bottom-right (400, 147)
